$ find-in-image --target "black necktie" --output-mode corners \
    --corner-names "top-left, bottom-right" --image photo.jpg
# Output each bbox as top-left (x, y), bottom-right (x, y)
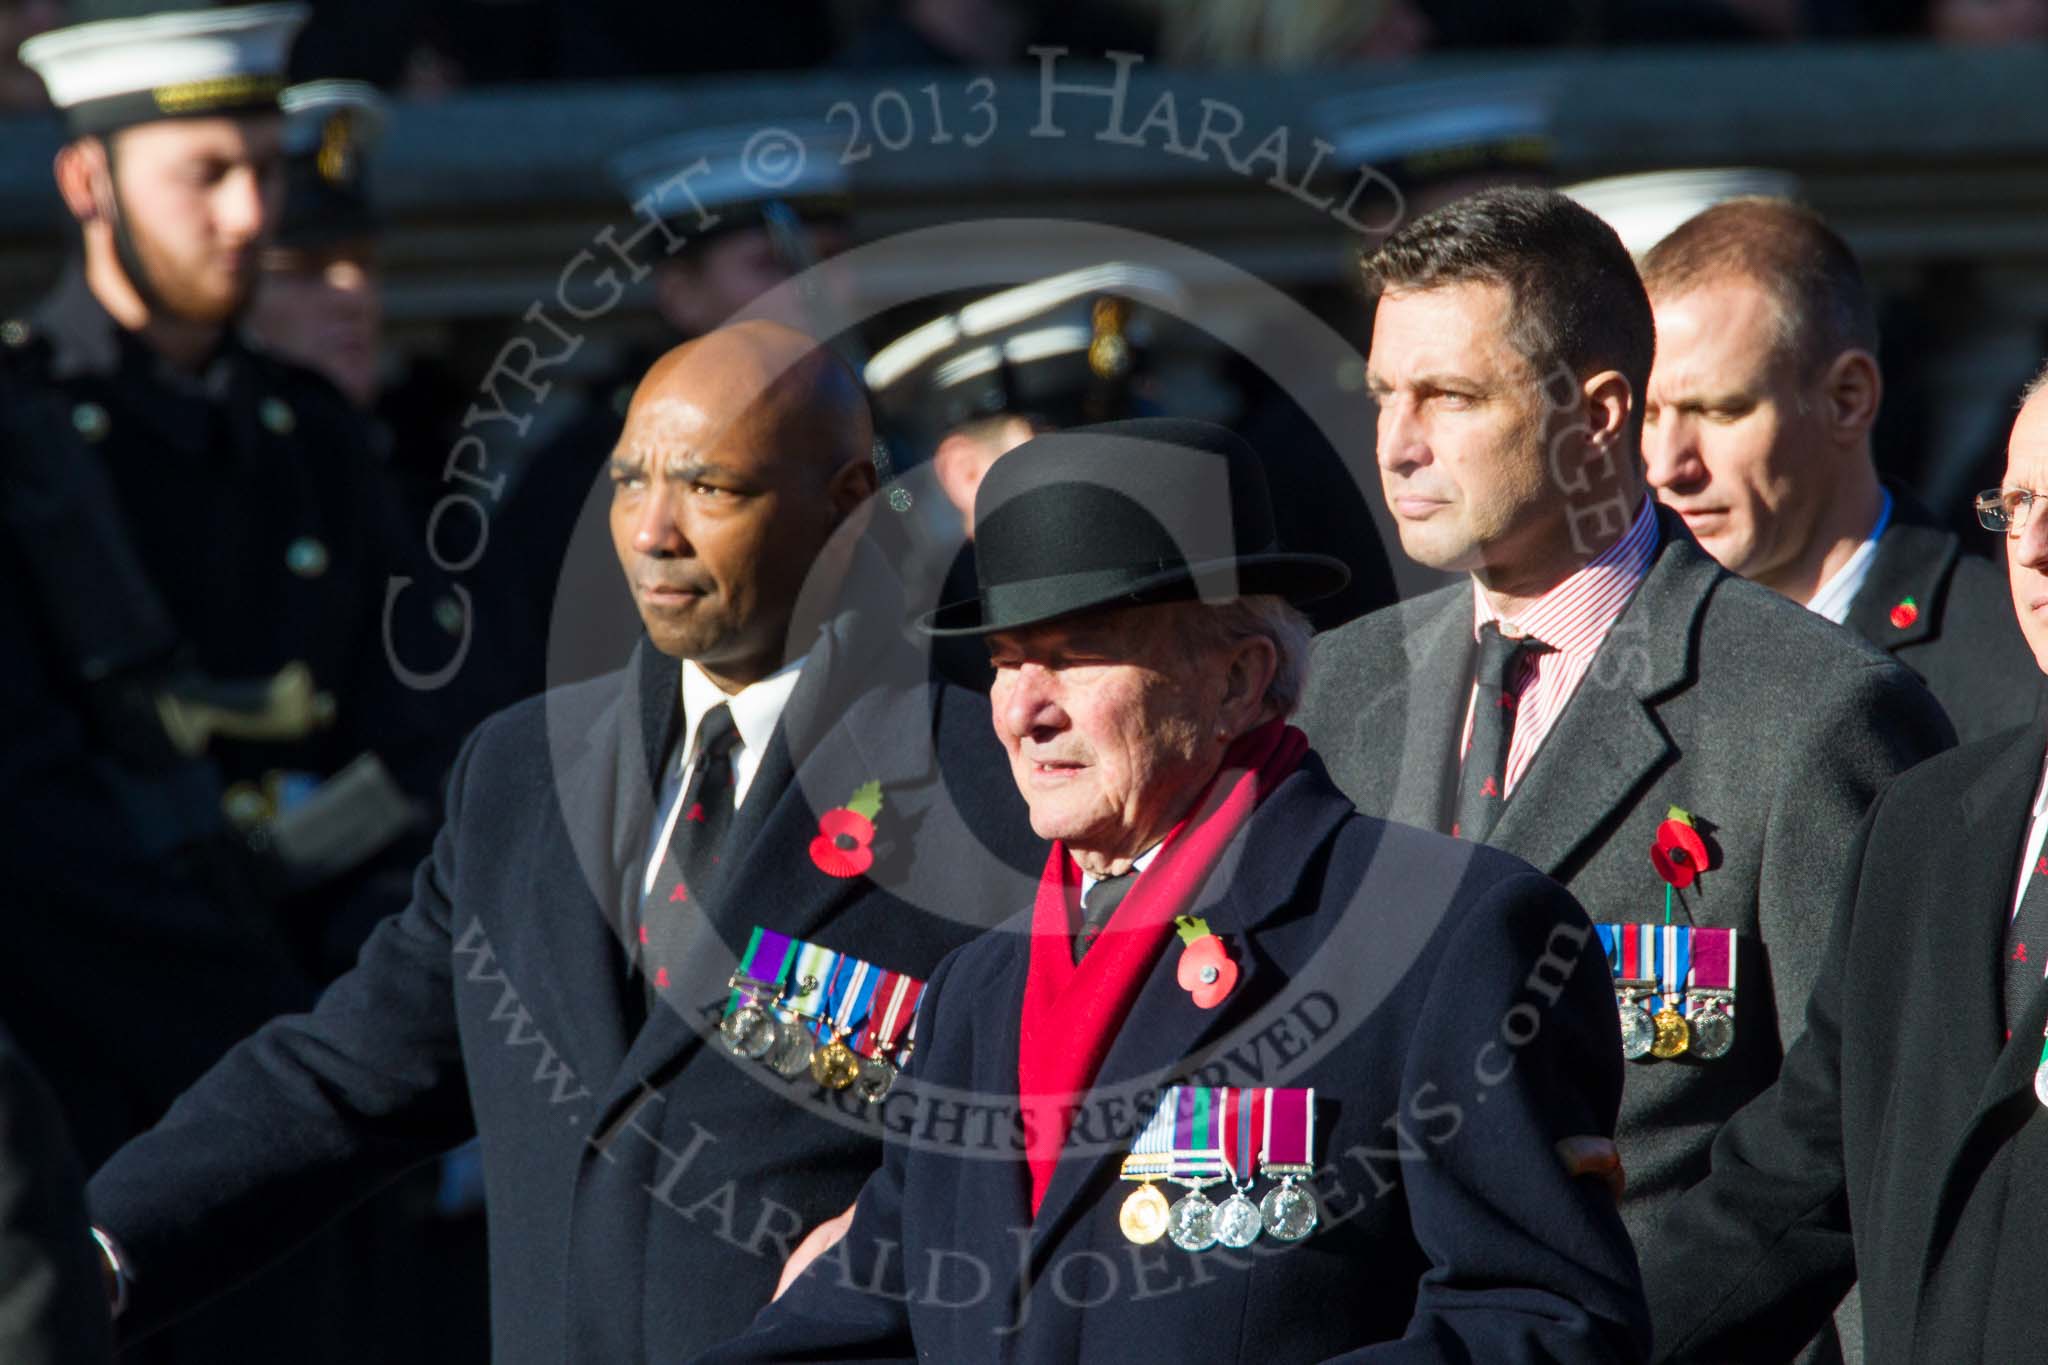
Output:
top-left (636, 703), bottom-right (742, 1013)
top-left (1451, 623), bottom-right (1550, 844)
top-left (670, 703), bottom-right (741, 900)
top-left (2005, 844), bottom-right (2048, 1033)
top-left (1073, 870), bottom-right (1135, 963)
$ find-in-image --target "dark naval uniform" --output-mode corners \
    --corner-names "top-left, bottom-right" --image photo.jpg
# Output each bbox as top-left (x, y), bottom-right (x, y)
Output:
top-left (1842, 483), bottom-right (2044, 744)
top-left (0, 267), bottom-right (443, 1365)
top-left (0, 264), bottom-right (440, 1158)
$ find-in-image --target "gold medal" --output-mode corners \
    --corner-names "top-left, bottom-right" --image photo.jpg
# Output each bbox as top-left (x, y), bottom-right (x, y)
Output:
top-left (1119, 1182), bottom-right (1170, 1244)
top-left (1650, 1007), bottom-right (1690, 1059)
top-left (808, 1038), bottom-right (861, 1090)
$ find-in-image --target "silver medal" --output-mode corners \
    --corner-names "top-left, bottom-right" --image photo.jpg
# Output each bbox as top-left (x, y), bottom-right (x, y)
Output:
top-left (1618, 1001), bottom-right (1655, 1061)
top-left (768, 1028), bottom-right (816, 1079)
top-left (1213, 1192), bottom-right (1262, 1249)
top-left (1165, 1190), bottom-right (1217, 1252)
top-left (854, 1055), bottom-right (898, 1103)
top-left (720, 1004), bottom-right (779, 1060)
top-left (1258, 1180), bottom-right (1319, 1242)
top-left (1689, 1005), bottom-right (1735, 1061)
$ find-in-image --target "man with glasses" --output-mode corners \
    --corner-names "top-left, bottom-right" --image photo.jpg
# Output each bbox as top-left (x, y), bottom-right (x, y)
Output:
top-left (1642, 197), bottom-right (2042, 742)
top-left (1646, 365), bottom-right (2048, 1361)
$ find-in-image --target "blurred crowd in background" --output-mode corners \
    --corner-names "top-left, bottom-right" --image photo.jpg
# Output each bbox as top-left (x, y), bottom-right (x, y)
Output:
top-left (0, 0), bottom-right (2046, 113)
top-left (0, 1), bottom-right (2045, 1362)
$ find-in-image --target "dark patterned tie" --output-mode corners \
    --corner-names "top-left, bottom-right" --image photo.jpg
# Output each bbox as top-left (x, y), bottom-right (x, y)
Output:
top-left (1073, 869), bottom-right (1136, 963)
top-left (2005, 847), bottom-right (2048, 1034)
top-left (637, 703), bottom-right (742, 1011)
top-left (1450, 623), bottom-right (1550, 844)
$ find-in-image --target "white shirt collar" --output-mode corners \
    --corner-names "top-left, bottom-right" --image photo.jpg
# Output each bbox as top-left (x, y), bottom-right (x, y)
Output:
top-left (1806, 488), bottom-right (1893, 626)
top-left (677, 655), bottom-right (805, 806)
top-left (641, 655), bottom-right (808, 900)
top-left (1076, 842), bottom-right (1164, 903)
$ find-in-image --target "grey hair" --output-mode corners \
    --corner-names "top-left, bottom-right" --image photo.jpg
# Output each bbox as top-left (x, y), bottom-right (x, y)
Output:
top-left (2023, 359), bottom-right (2048, 407)
top-left (1172, 594), bottom-right (1315, 718)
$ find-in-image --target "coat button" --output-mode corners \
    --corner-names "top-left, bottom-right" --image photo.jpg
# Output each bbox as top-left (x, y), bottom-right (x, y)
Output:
top-left (72, 402), bottom-right (110, 441)
top-left (1, 319), bottom-right (29, 347)
top-left (286, 536), bottom-right (329, 577)
top-left (434, 594), bottom-right (466, 635)
top-left (260, 397), bottom-right (297, 435)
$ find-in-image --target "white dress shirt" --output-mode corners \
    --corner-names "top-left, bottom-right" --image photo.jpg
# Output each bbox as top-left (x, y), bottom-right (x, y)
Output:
top-left (1806, 488), bottom-right (1894, 626)
top-left (640, 655), bottom-right (806, 898)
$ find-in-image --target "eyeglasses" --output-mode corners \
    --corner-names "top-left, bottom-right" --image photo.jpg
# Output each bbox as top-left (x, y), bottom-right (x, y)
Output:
top-left (1976, 487), bottom-right (2045, 534)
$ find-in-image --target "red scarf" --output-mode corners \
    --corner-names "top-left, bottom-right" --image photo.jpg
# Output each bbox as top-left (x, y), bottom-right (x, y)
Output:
top-left (1016, 719), bottom-right (1309, 1213)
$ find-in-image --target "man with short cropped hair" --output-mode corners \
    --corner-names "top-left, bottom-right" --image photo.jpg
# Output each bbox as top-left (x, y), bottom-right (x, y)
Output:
top-left (1645, 364), bottom-right (2048, 1362)
top-left (1642, 196), bottom-right (2042, 741)
top-left (1298, 186), bottom-right (1954, 1363)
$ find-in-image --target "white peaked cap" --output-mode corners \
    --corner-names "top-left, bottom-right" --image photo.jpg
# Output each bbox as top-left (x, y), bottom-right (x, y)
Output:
top-left (20, 3), bottom-right (309, 134)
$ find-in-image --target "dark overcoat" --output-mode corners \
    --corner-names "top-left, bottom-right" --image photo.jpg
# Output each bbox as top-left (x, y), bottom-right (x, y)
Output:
top-left (1647, 719), bottom-right (2048, 1364)
top-left (88, 595), bottom-right (1043, 1363)
top-left (698, 758), bottom-right (1651, 1364)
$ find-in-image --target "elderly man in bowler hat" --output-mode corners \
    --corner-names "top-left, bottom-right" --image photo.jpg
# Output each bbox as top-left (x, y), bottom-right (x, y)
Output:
top-left (698, 418), bottom-right (1650, 1364)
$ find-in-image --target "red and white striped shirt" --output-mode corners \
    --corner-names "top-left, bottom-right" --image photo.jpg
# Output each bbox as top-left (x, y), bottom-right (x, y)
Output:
top-left (1459, 497), bottom-right (1660, 796)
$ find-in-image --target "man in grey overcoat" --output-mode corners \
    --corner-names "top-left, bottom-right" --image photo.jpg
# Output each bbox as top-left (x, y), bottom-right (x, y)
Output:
top-left (1297, 187), bottom-right (1954, 1363)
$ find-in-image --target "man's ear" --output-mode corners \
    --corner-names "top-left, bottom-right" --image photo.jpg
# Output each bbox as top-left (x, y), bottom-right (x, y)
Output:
top-left (1581, 369), bottom-right (1633, 455)
top-left (827, 451), bottom-right (879, 524)
top-left (54, 138), bottom-right (108, 225)
top-left (1821, 348), bottom-right (1882, 444)
top-left (1219, 635), bottom-right (1280, 733)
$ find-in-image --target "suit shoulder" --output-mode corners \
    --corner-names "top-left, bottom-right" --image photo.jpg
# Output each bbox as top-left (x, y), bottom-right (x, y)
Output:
top-left (1698, 571), bottom-right (1885, 664)
top-left (1314, 582), bottom-right (1464, 655)
top-left (1878, 721), bottom-right (2038, 808)
top-left (1321, 807), bottom-right (1573, 934)
top-left (1693, 571), bottom-right (1934, 707)
top-left (461, 666), bottom-right (628, 766)
top-left (1302, 582), bottom-right (1464, 713)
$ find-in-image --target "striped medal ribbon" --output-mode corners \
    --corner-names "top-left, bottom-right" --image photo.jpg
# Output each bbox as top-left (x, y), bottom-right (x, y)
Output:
top-left (808, 955), bottom-right (878, 1090)
top-left (1117, 1088), bottom-right (1178, 1244)
top-left (719, 927), bottom-right (796, 1060)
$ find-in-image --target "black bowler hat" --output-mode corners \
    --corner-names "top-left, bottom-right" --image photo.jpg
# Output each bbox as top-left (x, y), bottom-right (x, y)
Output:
top-left (920, 418), bottom-right (1350, 637)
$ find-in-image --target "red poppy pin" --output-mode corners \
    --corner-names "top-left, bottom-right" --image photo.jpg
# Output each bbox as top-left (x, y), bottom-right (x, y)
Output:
top-left (1650, 805), bottom-right (1711, 889)
top-left (1889, 597), bottom-right (1919, 630)
top-left (1174, 916), bottom-right (1238, 1008)
top-left (810, 780), bottom-right (883, 879)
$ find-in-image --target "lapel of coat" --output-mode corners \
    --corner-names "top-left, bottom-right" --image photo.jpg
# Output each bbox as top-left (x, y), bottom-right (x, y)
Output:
top-left (1024, 769), bottom-right (1353, 1262)
top-left (1901, 726), bottom-right (2048, 1320)
top-left (590, 610), bottom-right (948, 1132)
top-left (1842, 486), bottom-right (1951, 653)
top-left (525, 641), bottom-right (678, 1090)
top-left (1347, 586), bottom-right (1474, 831)
top-left (1485, 508), bottom-right (1701, 878)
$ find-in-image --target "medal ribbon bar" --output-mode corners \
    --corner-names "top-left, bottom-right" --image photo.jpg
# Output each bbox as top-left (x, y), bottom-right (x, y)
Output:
top-left (1658, 924), bottom-right (1690, 1017)
top-left (1169, 1085), bottom-right (1227, 1180)
top-left (1220, 1086), bottom-right (1266, 1183)
top-left (1260, 1086), bottom-right (1315, 1177)
top-left (726, 926), bottom-right (797, 1013)
top-left (816, 955), bottom-right (878, 1043)
top-left (1688, 927), bottom-right (1734, 1003)
top-left (1120, 1086), bottom-right (1179, 1181)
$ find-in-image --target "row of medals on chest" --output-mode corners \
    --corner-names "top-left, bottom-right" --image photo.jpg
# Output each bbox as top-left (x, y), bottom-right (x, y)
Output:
top-left (720, 970), bottom-right (911, 1102)
top-left (1617, 980), bottom-right (1735, 1061)
top-left (1120, 1158), bottom-right (1319, 1254)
